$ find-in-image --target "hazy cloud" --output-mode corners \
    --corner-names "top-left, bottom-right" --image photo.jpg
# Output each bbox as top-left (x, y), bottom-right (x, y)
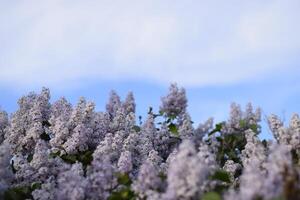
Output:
top-left (0, 0), bottom-right (299, 88)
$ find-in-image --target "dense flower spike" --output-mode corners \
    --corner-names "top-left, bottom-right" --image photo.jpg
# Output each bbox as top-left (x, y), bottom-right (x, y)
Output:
top-left (0, 143), bottom-right (14, 197)
top-left (0, 109), bottom-right (9, 144)
top-left (106, 90), bottom-right (121, 119)
top-left (163, 140), bottom-right (212, 200)
top-left (32, 176), bottom-right (56, 200)
top-left (132, 162), bottom-right (163, 199)
top-left (56, 163), bottom-right (87, 200)
top-left (6, 88), bottom-right (51, 155)
top-left (160, 83), bottom-right (187, 118)
top-left (122, 91), bottom-right (136, 115)
top-left (241, 129), bottom-right (266, 166)
top-left (1, 85), bottom-right (300, 200)
top-left (86, 156), bottom-right (117, 200)
top-left (117, 150), bottom-right (133, 174)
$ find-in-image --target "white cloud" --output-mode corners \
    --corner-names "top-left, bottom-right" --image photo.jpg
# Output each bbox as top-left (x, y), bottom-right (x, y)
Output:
top-left (0, 0), bottom-right (299, 89)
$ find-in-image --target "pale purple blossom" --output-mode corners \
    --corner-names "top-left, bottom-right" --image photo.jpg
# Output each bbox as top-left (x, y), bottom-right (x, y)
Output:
top-left (1, 85), bottom-right (300, 200)
top-left (122, 91), bottom-right (136, 115)
top-left (132, 159), bottom-right (164, 199)
top-left (164, 140), bottom-right (211, 200)
top-left (0, 109), bottom-right (8, 144)
top-left (106, 90), bottom-right (121, 119)
top-left (117, 150), bottom-right (133, 174)
top-left (0, 143), bottom-right (14, 195)
top-left (160, 83), bottom-right (187, 118)
top-left (56, 162), bottom-right (87, 200)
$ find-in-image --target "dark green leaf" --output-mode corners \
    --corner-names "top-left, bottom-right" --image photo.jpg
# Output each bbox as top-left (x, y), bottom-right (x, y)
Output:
top-left (116, 173), bottom-right (132, 186)
top-left (249, 124), bottom-right (258, 133)
top-left (215, 123), bottom-right (223, 131)
top-left (169, 114), bottom-right (177, 120)
top-left (132, 125), bottom-right (141, 132)
top-left (61, 154), bottom-right (77, 164)
top-left (4, 186), bottom-right (32, 200)
top-left (27, 154), bottom-right (33, 163)
top-left (239, 120), bottom-right (246, 128)
top-left (77, 150), bottom-right (93, 166)
top-left (158, 172), bottom-right (167, 181)
top-left (201, 192), bottom-right (221, 200)
top-left (108, 187), bottom-right (135, 200)
top-left (159, 110), bottom-right (164, 115)
top-left (209, 123), bottom-right (223, 136)
top-left (270, 196), bottom-right (284, 200)
top-left (40, 132), bottom-right (50, 141)
top-left (166, 118), bottom-right (172, 123)
top-left (216, 136), bottom-right (223, 142)
top-left (3, 182), bottom-right (42, 200)
top-left (262, 139), bottom-right (268, 148)
top-left (138, 116), bottom-right (142, 125)
top-left (42, 120), bottom-right (51, 127)
top-left (11, 160), bottom-right (17, 174)
top-left (31, 182), bottom-right (41, 190)
top-left (49, 151), bottom-right (61, 158)
top-left (210, 170), bottom-right (231, 183)
top-left (168, 123), bottom-right (178, 136)
top-left (148, 107), bottom-right (153, 114)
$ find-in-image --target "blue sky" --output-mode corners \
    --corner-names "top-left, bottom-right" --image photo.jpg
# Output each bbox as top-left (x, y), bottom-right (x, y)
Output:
top-left (1, 0), bottom-right (300, 139)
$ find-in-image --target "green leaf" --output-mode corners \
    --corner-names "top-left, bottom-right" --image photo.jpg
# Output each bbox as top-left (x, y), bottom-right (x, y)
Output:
top-left (27, 153), bottom-right (33, 162)
top-left (4, 182), bottom-right (42, 200)
top-left (4, 186), bottom-right (32, 200)
top-left (209, 123), bottom-right (223, 136)
top-left (49, 151), bottom-right (61, 158)
top-left (270, 197), bottom-right (284, 200)
top-left (201, 192), bottom-right (221, 200)
top-left (216, 136), bottom-right (223, 142)
top-left (31, 182), bottom-right (41, 190)
top-left (42, 120), bottom-right (51, 127)
top-left (158, 172), bottom-right (167, 181)
top-left (132, 125), bottom-right (141, 132)
top-left (138, 116), bottom-right (142, 125)
top-left (60, 154), bottom-right (77, 164)
top-left (11, 160), bottom-right (17, 174)
top-left (40, 132), bottom-right (50, 141)
top-left (215, 123), bottom-right (223, 131)
top-left (27, 154), bottom-right (33, 163)
top-left (159, 110), bottom-right (164, 115)
top-left (239, 120), bottom-right (247, 128)
top-left (210, 170), bottom-right (231, 183)
top-left (108, 187), bottom-right (135, 200)
top-left (116, 173), bottom-right (132, 186)
top-left (168, 114), bottom-right (177, 120)
top-left (168, 123), bottom-right (178, 136)
top-left (166, 118), bottom-right (172, 123)
top-left (262, 139), bottom-right (268, 148)
top-left (148, 107), bottom-right (153, 114)
top-left (249, 124), bottom-right (258, 133)
top-left (77, 150), bottom-right (93, 167)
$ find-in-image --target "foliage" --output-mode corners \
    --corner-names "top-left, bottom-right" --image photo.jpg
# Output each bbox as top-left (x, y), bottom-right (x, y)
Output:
top-left (108, 173), bottom-right (136, 200)
top-left (4, 182), bottom-right (41, 200)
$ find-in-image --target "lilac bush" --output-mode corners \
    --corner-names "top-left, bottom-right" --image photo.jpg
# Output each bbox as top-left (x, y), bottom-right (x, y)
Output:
top-left (1, 84), bottom-right (300, 200)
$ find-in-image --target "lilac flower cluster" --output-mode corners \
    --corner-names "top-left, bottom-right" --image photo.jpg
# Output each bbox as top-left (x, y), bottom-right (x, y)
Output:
top-left (1, 84), bottom-right (300, 200)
